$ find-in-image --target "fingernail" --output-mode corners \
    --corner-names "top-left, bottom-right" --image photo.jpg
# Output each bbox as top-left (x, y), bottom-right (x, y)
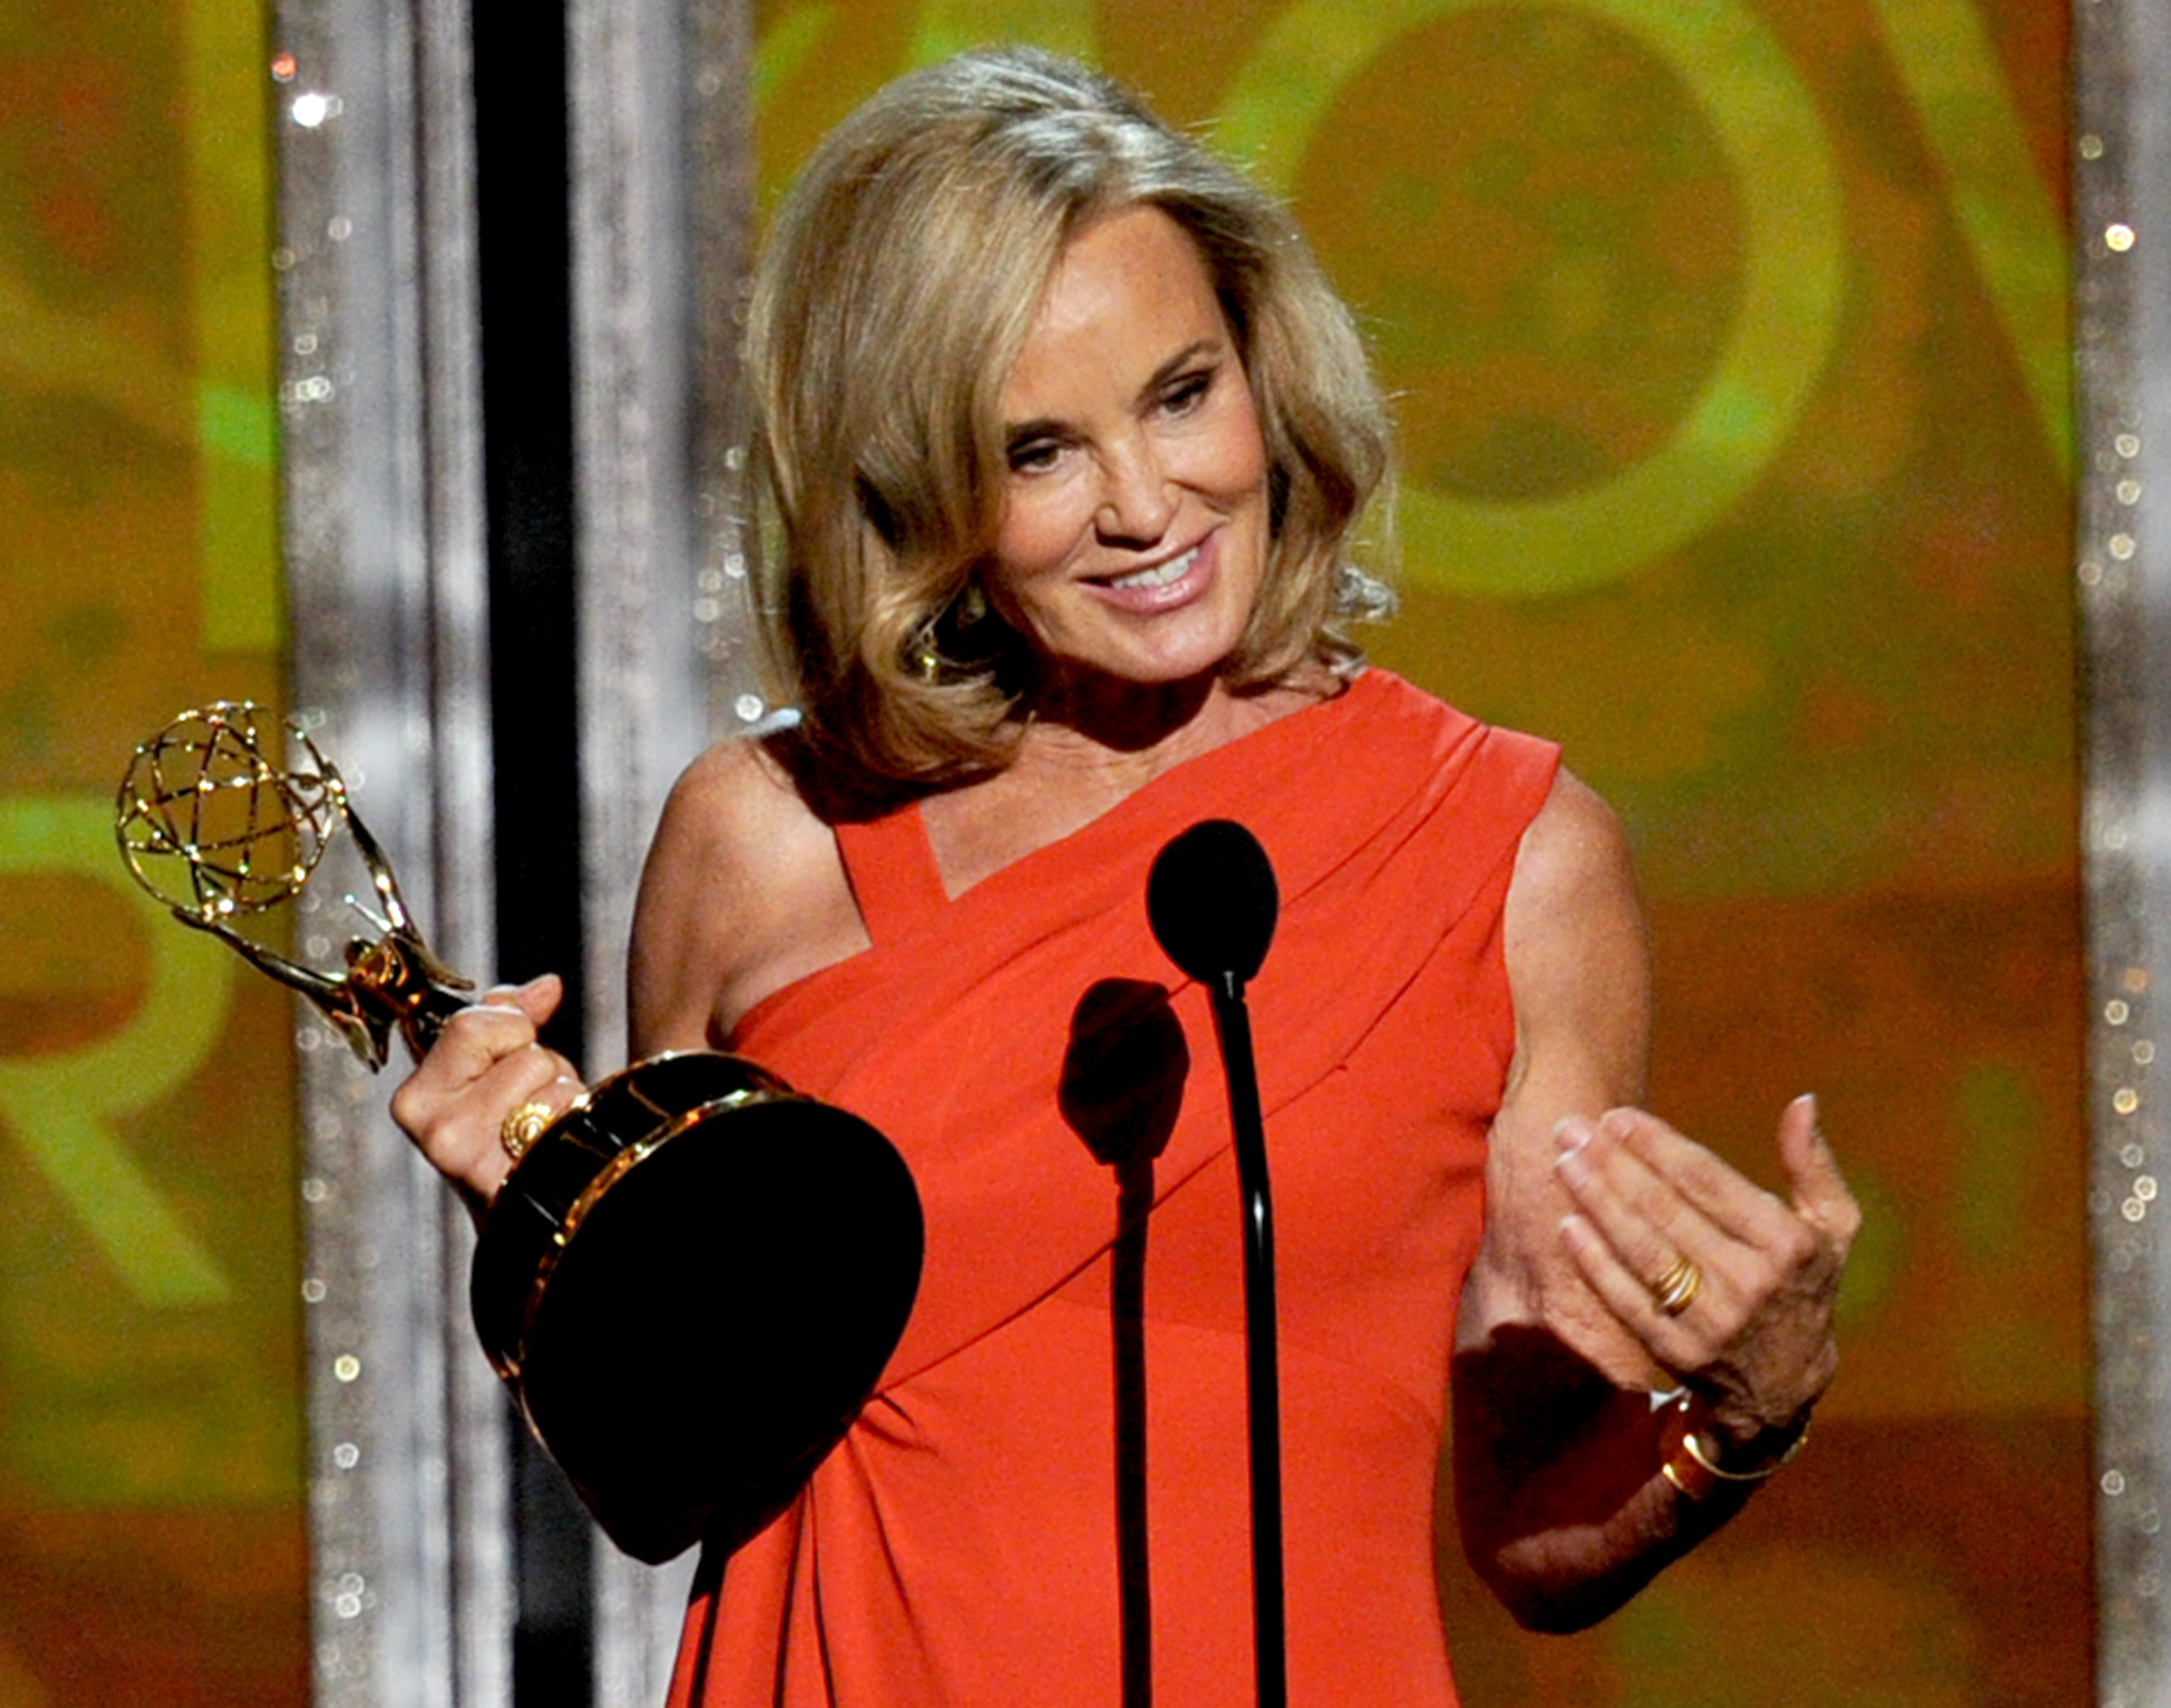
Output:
top-left (1554, 1135), bottom-right (1594, 1185)
top-left (1554, 1117), bottom-right (1592, 1154)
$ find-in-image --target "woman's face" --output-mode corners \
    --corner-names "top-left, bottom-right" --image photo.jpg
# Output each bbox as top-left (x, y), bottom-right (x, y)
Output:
top-left (986, 207), bottom-right (1271, 699)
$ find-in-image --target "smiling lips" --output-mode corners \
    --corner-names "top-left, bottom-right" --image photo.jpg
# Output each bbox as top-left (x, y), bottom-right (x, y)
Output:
top-left (1089, 536), bottom-right (1212, 611)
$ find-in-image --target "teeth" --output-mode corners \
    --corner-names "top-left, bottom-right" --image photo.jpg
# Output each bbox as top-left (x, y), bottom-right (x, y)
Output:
top-left (1106, 546), bottom-right (1198, 591)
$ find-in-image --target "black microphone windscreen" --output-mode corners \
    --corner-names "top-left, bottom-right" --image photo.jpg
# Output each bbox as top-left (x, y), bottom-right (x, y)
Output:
top-left (1147, 819), bottom-right (1279, 986)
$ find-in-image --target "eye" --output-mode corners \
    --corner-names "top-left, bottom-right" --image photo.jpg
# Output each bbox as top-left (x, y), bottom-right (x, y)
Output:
top-left (1159, 368), bottom-right (1216, 416)
top-left (1007, 436), bottom-right (1065, 475)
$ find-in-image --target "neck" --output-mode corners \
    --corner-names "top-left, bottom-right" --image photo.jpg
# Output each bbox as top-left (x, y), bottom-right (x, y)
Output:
top-left (916, 664), bottom-right (1336, 899)
top-left (1009, 663), bottom-right (1334, 797)
top-left (1023, 668), bottom-right (1219, 758)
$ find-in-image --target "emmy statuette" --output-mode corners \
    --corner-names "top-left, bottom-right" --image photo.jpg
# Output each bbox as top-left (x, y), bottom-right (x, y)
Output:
top-left (117, 703), bottom-right (923, 1562)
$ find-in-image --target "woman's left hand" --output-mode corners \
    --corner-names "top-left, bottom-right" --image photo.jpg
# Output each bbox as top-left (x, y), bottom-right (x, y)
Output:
top-left (1550, 1094), bottom-right (1859, 1452)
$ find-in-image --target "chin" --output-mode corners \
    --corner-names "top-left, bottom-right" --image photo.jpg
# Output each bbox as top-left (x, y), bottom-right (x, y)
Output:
top-left (1125, 606), bottom-right (1253, 680)
top-left (1087, 635), bottom-right (1243, 690)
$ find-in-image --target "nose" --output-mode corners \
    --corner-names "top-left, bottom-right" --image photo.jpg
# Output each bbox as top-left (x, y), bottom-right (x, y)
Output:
top-left (1094, 436), bottom-right (1176, 546)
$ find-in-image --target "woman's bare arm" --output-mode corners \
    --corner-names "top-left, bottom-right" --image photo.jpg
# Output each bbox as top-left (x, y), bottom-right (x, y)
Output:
top-left (1452, 771), bottom-right (1856, 1631)
top-left (389, 737), bottom-right (860, 1214)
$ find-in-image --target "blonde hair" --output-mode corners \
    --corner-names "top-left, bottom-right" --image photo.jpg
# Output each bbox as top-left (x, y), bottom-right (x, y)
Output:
top-left (749, 46), bottom-right (1393, 790)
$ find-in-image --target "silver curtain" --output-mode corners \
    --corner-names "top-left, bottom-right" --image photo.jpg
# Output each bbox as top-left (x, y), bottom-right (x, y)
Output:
top-left (274, 0), bottom-right (508, 1699)
top-left (273, 0), bottom-right (758, 1701)
top-left (566, 0), bottom-right (758, 1697)
top-left (2079, 1), bottom-right (2171, 1705)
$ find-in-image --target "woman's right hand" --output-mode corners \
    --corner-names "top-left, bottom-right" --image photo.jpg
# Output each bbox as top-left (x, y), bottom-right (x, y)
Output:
top-left (389, 972), bottom-right (586, 1220)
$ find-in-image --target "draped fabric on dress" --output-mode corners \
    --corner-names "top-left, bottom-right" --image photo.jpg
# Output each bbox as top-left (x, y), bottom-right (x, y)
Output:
top-left (667, 670), bottom-right (1559, 1707)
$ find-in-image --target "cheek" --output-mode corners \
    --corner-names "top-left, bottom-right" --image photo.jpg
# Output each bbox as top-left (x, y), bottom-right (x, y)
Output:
top-left (991, 487), bottom-right (1085, 589)
top-left (1198, 398), bottom-right (1270, 499)
top-left (1228, 439), bottom-right (1270, 504)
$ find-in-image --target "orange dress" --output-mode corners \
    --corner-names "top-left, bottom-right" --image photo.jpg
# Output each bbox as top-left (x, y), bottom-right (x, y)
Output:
top-left (667, 670), bottom-right (1558, 1707)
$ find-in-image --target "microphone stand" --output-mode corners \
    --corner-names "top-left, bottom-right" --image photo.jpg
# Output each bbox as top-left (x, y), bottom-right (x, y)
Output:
top-left (1148, 819), bottom-right (1287, 1708)
top-left (1202, 965), bottom-right (1288, 1708)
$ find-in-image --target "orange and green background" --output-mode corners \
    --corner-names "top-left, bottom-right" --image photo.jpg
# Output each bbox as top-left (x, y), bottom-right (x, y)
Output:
top-left (0, 1), bottom-right (2080, 1703)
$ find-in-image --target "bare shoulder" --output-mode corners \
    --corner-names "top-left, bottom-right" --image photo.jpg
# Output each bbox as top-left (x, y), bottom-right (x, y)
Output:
top-left (651, 736), bottom-right (826, 868)
top-left (1505, 771), bottom-right (1641, 947)
top-left (1501, 769), bottom-right (1648, 1073)
top-left (627, 738), bottom-right (868, 1053)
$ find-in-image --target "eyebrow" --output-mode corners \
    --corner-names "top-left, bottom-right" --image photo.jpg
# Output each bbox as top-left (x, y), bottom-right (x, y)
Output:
top-left (1002, 337), bottom-right (1227, 444)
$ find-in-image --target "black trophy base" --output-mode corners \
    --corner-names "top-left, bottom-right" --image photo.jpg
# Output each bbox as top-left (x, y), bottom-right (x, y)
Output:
top-left (471, 1052), bottom-right (923, 1563)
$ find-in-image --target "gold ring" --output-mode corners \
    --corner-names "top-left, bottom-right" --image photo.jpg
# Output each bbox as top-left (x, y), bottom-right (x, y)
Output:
top-left (1651, 1254), bottom-right (1702, 1317)
top-left (500, 1100), bottom-right (554, 1162)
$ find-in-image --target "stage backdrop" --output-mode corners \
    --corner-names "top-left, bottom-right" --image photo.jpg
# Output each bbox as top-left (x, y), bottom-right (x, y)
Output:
top-left (764, 1), bottom-right (2082, 1701)
top-left (0, 0), bottom-right (2078, 1705)
top-left (0, 1), bottom-right (306, 1705)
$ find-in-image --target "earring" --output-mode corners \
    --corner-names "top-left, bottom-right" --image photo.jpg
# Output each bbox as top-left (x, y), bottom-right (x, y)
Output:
top-left (906, 578), bottom-right (994, 681)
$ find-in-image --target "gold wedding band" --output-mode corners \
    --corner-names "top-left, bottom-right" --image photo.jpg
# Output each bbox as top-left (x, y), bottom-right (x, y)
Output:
top-left (1651, 1254), bottom-right (1702, 1317)
top-left (500, 1099), bottom-right (554, 1162)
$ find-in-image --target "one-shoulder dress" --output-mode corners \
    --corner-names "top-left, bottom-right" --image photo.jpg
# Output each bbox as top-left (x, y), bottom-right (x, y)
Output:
top-left (666, 669), bottom-right (1559, 1707)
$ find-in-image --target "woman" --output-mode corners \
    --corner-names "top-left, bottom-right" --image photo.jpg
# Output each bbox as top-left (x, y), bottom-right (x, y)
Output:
top-left (393, 46), bottom-right (1856, 1707)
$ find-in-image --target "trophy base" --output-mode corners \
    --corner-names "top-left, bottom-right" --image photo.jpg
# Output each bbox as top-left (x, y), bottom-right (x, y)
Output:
top-left (470, 1051), bottom-right (923, 1563)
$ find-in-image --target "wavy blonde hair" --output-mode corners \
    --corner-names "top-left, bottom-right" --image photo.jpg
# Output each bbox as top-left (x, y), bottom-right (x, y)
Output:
top-left (749, 46), bottom-right (1393, 790)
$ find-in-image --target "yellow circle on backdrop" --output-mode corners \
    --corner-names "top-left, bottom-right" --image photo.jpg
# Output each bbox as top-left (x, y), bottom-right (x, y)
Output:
top-left (1218, 0), bottom-right (1845, 598)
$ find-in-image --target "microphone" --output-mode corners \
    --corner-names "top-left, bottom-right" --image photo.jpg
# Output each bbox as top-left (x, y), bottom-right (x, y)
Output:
top-left (1147, 819), bottom-right (1287, 1708)
top-left (1146, 819), bottom-right (1279, 992)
